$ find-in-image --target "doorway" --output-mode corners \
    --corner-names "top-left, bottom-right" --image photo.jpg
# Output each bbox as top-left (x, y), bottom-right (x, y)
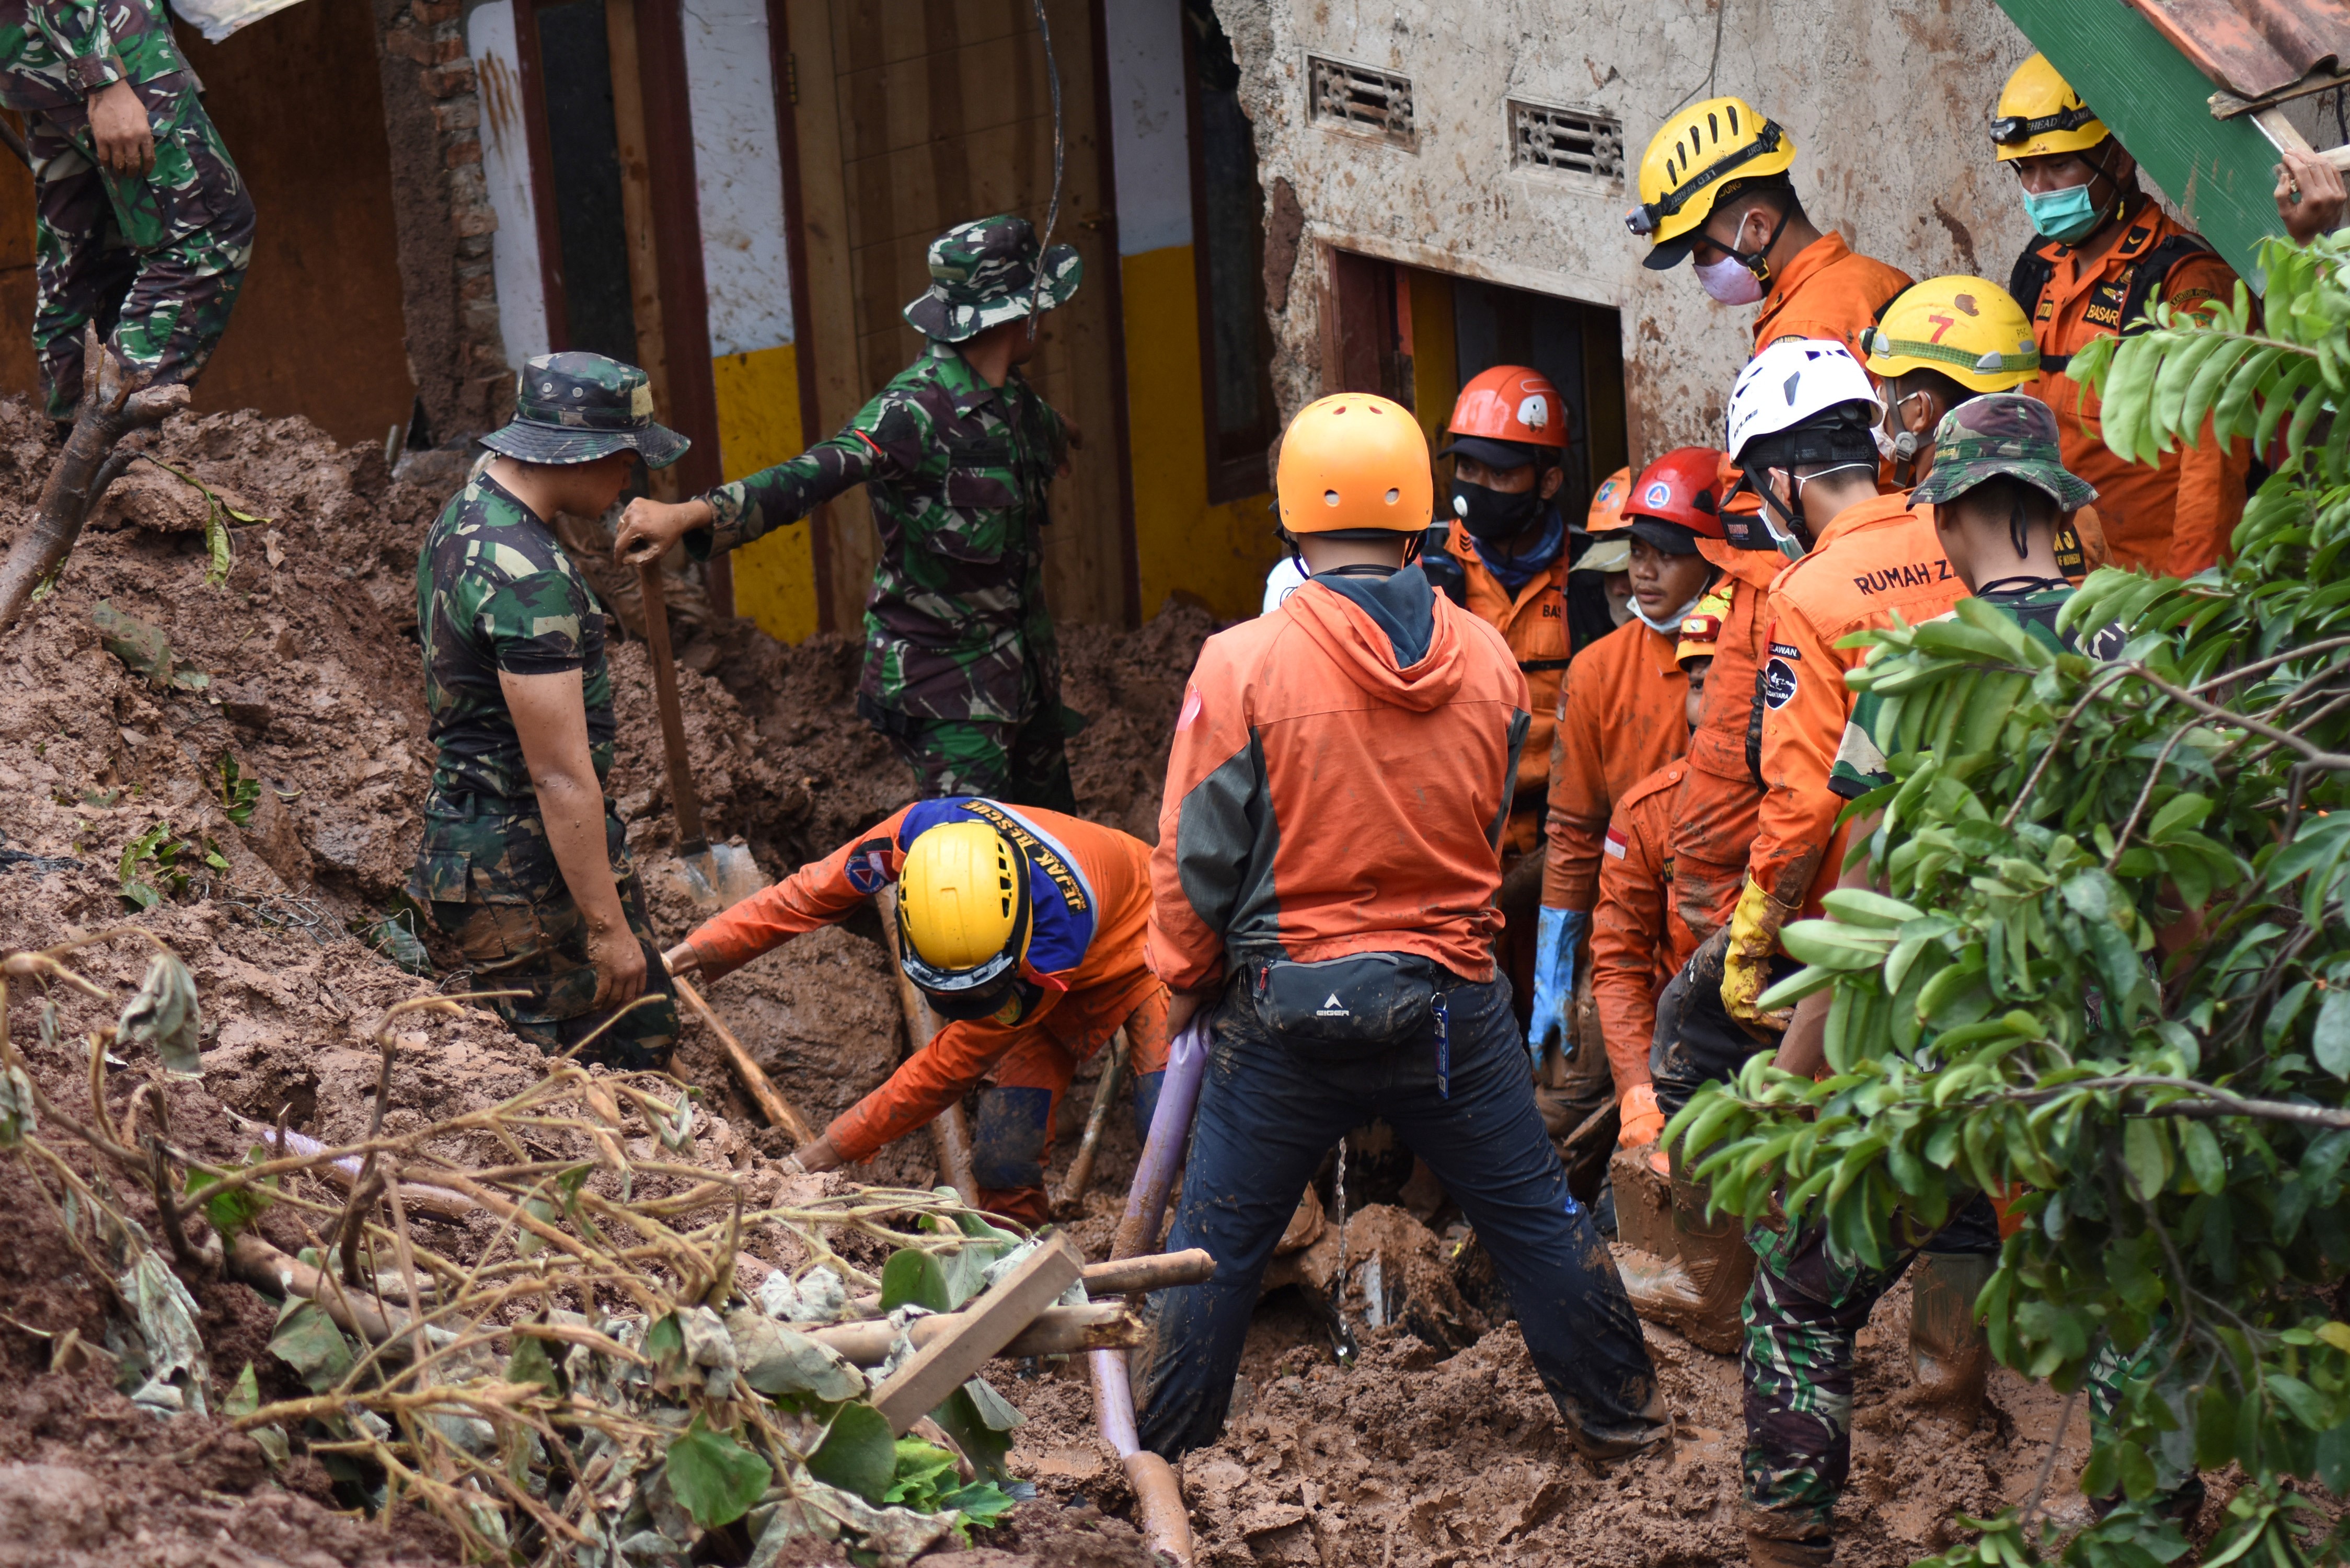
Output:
top-left (779, 0), bottom-right (1135, 631)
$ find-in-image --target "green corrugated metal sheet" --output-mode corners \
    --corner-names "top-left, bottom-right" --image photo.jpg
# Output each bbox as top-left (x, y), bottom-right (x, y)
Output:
top-left (1994, 0), bottom-right (2293, 292)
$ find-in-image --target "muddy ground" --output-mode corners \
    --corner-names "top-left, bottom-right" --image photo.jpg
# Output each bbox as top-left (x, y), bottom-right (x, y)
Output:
top-left (0, 402), bottom-right (2179, 1565)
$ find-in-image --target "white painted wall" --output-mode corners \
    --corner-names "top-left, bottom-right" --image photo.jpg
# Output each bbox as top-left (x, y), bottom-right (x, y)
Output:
top-left (681, 0), bottom-right (794, 357)
top-left (1102, 0), bottom-right (1193, 256)
top-left (466, 0), bottom-right (549, 370)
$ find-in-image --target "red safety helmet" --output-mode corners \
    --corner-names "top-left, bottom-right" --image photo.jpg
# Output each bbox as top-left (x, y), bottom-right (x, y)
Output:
top-left (1622, 446), bottom-right (1729, 547)
top-left (1439, 365), bottom-right (1570, 468)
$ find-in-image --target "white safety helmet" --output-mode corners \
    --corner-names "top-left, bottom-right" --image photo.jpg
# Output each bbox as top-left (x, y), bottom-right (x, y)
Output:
top-left (1723, 338), bottom-right (1885, 463)
top-left (1722, 339), bottom-right (1886, 559)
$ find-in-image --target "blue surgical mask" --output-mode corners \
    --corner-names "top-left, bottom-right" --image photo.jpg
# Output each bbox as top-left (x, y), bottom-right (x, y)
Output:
top-left (2022, 181), bottom-right (2101, 244)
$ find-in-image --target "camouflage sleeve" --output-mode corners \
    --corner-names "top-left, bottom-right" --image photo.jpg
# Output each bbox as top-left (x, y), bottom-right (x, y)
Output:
top-left (1827, 688), bottom-right (1891, 801)
top-left (34, 0), bottom-right (176, 91)
top-left (476, 568), bottom-right (593, 676)
top-left (695, 389), bottom-right (922, 557)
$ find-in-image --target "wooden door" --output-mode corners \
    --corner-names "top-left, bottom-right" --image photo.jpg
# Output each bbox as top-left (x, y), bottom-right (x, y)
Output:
top-left (782, 0), bottom-right (1133, 631)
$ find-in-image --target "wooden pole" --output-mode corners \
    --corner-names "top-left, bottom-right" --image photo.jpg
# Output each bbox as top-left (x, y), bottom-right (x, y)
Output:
top-left (1055, 1027), bottom-right (1127, 1207)
top-left (671, 972), bottom-right (816, 1144)
top-left (636, 564), bottom-right (708, 852)
top-left (874, 885), bottom-right (979, 1206)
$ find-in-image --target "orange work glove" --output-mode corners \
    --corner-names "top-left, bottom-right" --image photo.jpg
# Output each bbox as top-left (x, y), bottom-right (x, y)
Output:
top-left (1617, 1082), bottom-right (1666, 1148)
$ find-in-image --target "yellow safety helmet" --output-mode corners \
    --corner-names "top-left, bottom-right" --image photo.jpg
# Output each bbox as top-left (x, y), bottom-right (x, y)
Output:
top-left (1990, 54), bottom-right (2108, 162)
top-left (1859, 275), bottom-right (2041, 394)
top-left (1626, 96), bottom-right (1795, 269)
top-left (1676, 585), bottom-right (1731, 668)
top-left (1275, 393), bottom-right (1433, 536)
top-left (895, 821), bottom-right (1033, 1021)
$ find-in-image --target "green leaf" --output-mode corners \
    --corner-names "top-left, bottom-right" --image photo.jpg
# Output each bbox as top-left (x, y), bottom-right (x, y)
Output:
top-left (665, 1416), bottom-right (772, 1528)
top-left (224, 1360), bottom-right (261, 1419)
top-left (2314, 990), bottom-right (2350, 1081)
top-left (185, 1159), bottom-right (274, 1240)
top-left (2122, 1119), bottom-right (2172, 1200)
top-left (807, 1400), bottom-right (896, 1504)
top-left (880, 1248), bottom-right (954, 1313)
top-left (505, 1334), bottom-right (560, 1394)
top-left (938, 1480), bottom-right (1018, 1528)
top-left (2176, 1120), bottom-right (2226, 1196)
top-left (268, 1298), bottom-right (354, 1394)
top-left (927, 1382), bottom-right (1018, 1483)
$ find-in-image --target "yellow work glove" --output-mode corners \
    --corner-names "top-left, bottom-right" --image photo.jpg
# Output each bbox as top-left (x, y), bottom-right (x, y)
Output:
top-left (1721, 875), bottom-right (1798, 1032)
top-left (1617, 1082), bottom-right (1666, 1148)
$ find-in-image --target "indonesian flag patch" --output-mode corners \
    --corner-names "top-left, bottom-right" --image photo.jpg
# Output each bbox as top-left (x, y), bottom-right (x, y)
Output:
top-left (1603, 826), bottom-right (1629, 859)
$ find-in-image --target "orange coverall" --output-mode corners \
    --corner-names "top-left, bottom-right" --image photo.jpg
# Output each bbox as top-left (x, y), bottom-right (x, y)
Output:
top-left (1591, 759), bottom-right (1699, 1097)
top-left (1751, 233), bottom-right (1915, 359)
top-left (678, 798), bottom-right (1170, 1221)
top-left (1541, 619), bottom-right (1689, 912)
top-left (1748, 495), bottom-right (1967, 919)
top-left (2017, 203), bottom-right (2249, 576)
top-left (1671, 543), bottom-right (1785, 942)
top-left (1446, 529), bottom-right (1572, 856)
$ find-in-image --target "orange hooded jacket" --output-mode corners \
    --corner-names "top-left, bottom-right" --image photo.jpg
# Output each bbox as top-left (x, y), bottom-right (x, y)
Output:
top-left (678, 800), bottom-right (1165, 1165)
top-left (1591, 759), bottom-right (1698, 1095)
top-left (1445, 529), bottom-right (1571, 856)
top-left (1149, 572), bottom-right (1529, 991)
top-left (1748, 493), bottom-right (1966, 917)
top-left (1670, 542), bottom-right (1784, 941)
top-left (1540, 618), bottom-right (1688, 912)
top-left (2016, 204), bottom-right (2250, 576)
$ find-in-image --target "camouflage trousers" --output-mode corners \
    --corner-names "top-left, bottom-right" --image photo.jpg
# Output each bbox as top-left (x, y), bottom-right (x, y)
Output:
top-left (411, 795), bottom-right (679, 1073)
top-left (26, 81), bottom-right (256, 421)
top-left (1741, 1196), bottom-right (2003, 1543)
top-left (858, 694), bottom-right (1078, 814)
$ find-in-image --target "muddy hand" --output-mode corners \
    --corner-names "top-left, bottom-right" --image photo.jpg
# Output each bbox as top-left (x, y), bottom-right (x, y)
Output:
top-left (614, 496), bottom-right (714, 568)
top-left (2276, 149), bottom-right (2347, 247)
top-left (588, 922), bottom-right (648, 1011)
top-left (87, 80), bottom-right (156, 176)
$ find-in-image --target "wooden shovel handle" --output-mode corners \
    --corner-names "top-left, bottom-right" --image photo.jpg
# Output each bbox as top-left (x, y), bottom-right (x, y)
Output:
top-left (672, 972), bottom-right (816, 1144)
top-left (636, 563), bottom-right (706, 851)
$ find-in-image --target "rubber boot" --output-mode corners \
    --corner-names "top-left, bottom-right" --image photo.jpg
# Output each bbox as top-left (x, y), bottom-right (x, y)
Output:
top-left (1614, 1142), bottom-right (1755, 1354)
top-left (1745, 1530), bottom-right (1834, 1568)
top-left (1907, 1251), bottom-right (1994, 1417)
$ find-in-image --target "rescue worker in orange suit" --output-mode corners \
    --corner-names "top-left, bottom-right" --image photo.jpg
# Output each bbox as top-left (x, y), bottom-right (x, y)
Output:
top-left (1709, 339), bottom-right (1969, 1045)
top-left (1590, 593), bottom-right (1723, 1167)
top-left (1859, 271), bottom-right (2110, 578)
top-left (1133, 391), bottom-right (1668, 1463)
top-left (1582, 466), bottom-right (1638, 631)
top-left (662, 797), bottom-right (1168, 1226)
top-left (1993, 53), bottom-right (2251, 576)
top-left (1530, 446), bottom-right (1727, 1098)
top-left (1628, 96), bottom-right (1910, 360)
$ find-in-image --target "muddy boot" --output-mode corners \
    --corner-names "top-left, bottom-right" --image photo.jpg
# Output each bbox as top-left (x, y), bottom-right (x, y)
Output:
top-left (1907, 1250), bottom-right (1994, 1417)
top-left (1614, 1143), bottom-right (1755, 1354)
top-left (1745, 1530), bottom-right (1834, 1568)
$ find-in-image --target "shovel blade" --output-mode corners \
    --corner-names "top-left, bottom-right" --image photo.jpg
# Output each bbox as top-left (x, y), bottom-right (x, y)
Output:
top-left (650, 841), bottom-right (769, 917)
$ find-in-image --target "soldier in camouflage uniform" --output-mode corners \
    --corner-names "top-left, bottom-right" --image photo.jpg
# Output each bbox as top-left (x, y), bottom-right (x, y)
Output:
top-left (0, 0), bottom-right (255, 420)
top-left (410, 353), bottom-right (688, 1071)
top-left (615, 214), bottom-right (1085, 811)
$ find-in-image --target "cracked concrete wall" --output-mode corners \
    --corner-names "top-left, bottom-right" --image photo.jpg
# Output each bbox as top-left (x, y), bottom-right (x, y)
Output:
top-left (1215, 0), bottom-right (2045, 458)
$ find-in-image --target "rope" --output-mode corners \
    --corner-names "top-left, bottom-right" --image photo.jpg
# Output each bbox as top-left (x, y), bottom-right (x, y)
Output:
top-left (1028, 0), bottom-right (1066, 322)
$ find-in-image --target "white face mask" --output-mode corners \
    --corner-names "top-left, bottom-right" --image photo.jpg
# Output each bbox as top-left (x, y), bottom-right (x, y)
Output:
top-left (1632, 586), bottom-right (1706, 637)
top-left (1696, 253), bottom-right (1767, 306)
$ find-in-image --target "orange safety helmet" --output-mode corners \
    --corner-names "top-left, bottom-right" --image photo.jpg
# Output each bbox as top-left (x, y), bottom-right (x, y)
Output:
top-left (1275, 393), bottom-right (1434, 535)
top-left (1587, 465), bottom-right (1632, 532)
top-left (1440, 365), bottom-right (1570, 468)
top-left (1622, 446), bottom-right (1730, 545)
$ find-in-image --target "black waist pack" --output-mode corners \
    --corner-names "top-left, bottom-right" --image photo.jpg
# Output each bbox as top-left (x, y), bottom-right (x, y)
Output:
top-left (1254, 953), bottom-right (1441, 1055)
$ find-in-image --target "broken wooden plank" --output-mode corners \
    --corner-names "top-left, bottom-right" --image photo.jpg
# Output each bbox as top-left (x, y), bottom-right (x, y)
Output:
top-left (807, 1298), bottom-right (1138, 1366)
top-left (868, 1231), bottom-right (1085, 1433)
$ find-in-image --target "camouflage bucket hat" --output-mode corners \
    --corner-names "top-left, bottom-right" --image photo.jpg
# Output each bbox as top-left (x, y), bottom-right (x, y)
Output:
top-left (902, 214), bottom-right (1083, 343)
top-left (1911, 392), bottom-right (2096, 513)
top-left (480, 352), bottom-right (690, 468)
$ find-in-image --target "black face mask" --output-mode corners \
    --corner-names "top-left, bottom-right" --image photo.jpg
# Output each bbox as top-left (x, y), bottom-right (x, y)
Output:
top-left (1449, 479), bottom-right (1545, 542)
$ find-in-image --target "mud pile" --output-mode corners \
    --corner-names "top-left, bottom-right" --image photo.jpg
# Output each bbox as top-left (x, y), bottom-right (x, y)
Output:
top-left (0, 396), bottom-right (2142, 1567)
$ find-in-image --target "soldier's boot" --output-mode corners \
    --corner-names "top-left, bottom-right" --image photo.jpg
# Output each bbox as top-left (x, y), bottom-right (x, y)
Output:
top-left (1907, 1250), bottom-right (1995, 1418)
top-left (1614, 1142), bottom-right (1755, 1355)
top-left (1745, 1529), bottom-right (1835, 1568)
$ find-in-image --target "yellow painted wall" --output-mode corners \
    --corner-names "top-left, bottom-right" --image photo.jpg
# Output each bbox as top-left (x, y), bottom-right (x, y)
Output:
top-left (711, 342), bottom-right (820, 643)
top-left (1121, 243), bottom-right (1280, 622)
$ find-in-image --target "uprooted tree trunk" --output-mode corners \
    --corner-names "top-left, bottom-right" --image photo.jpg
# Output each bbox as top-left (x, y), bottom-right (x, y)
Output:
top-left (0, 325), bottom-right (191, 631)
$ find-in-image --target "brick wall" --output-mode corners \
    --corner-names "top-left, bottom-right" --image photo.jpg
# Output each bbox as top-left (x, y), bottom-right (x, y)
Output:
top-left (376, 0), bottom-right (512, 442)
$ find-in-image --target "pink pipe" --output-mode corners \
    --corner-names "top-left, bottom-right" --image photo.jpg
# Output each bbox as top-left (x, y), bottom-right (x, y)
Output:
top-left (1093, 1016), bottom-right (1207, 1563)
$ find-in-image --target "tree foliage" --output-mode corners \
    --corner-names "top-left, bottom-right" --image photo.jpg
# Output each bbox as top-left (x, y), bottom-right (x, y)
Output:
top-left (1668, 232), bottom-right (2350, 1568)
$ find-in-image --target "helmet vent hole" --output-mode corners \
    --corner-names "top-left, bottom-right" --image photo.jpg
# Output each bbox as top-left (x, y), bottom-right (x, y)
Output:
top-left (1385, 488), bottom-right (1400, 504)
top-left (1324, 490), bottom-right (1341, 506)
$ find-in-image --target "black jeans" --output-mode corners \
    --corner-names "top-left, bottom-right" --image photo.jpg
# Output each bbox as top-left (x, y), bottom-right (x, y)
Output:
top-left (1131, 969), bottom-right (1661, 1458)
top-left (1649, 952), bottom-right (1796, 1120)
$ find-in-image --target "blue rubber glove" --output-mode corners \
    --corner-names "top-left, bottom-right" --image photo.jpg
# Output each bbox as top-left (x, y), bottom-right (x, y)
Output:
top-left (1528, 906), bottom-right (1588, 1072)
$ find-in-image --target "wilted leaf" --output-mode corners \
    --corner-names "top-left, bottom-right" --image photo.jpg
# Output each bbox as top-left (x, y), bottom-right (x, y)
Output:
top-left (268, 1297), bottom-right (353, 1394)
top-left (727, 1308), bottom-right (864, 1400)
top-left (118, 953), bottom-right (201, 1077)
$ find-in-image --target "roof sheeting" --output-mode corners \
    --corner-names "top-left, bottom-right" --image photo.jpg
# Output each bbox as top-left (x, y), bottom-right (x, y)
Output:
top-left (2124, 0), bottom-right (2350, 101)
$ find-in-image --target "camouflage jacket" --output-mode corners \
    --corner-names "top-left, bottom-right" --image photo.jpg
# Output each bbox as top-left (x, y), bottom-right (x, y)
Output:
top-left (415, 472), bottom-right (617, 805)
top-left (696, 339), bottom-right (1068, 724)
top-left (0, 0), bottom-right (192, 111)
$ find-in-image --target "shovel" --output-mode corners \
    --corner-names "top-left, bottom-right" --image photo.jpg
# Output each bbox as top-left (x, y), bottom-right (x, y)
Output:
top-left (637, 562), bottom-right (765, 914)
